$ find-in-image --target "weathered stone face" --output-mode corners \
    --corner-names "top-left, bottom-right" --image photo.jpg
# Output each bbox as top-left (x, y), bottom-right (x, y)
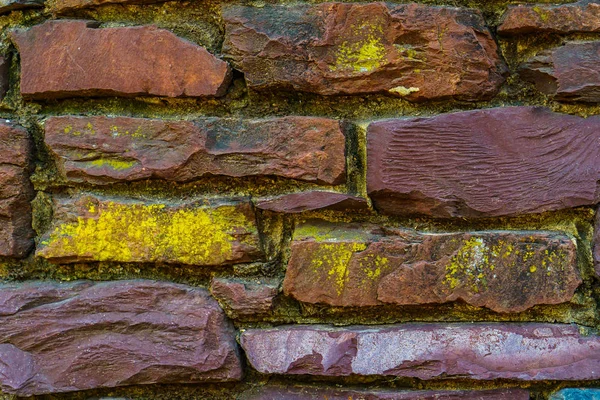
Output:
top-left (284, 222), bottom-right (580, 313)
top-left (240, 386), bottom-right (530, 400)
top-left (241, 323), bottom-right (600, 380)
top-left (519, 42), bottom-right (600, 102)
top-left (0, 122), bottom-right (34, 258)
top-left (222, 3), bottom-right (506, 101)
top-left (44, 116), bottom-right (346, 185)
top-left (211, 278), bottom-right (279, 317)
top-left (499, 1), bottom-right (600, 35)
top-left (12, 20), bottom-right (231, 99)
top-left (367, 107), bottom-right (600, 217)
top-left (46, 0), bottom-right (168, 13)
top-left (0, 280), bottom-right (242, 396)
top-left (0, 0), bottom-right (42, 14)
top-left (255, 192), bottom-right (367, 213)
top-left (36, 195), bottom-right (263, 265)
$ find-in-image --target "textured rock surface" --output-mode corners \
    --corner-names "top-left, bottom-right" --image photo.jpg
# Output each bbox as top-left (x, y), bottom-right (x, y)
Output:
top-left (240, 386), bottom-right (530, 400)
top-left (0, 122), bottom-right (33, 257)
top-left (499, 1), bottom-right (600, 35)
top-left (37, 195), bottom-right (262, 265)
top-left (211, 278), bottom-right (278, 316)
top-left (549, 389), bottom-right (600, 400)
top-left (0, 280), bottom-right (242, 396)
top-left (12, 20), bottom-right (231, 99)
top-left (0, 0), bottom-right (43, 14)
top-left (47, 0), bottom-right (168, 13)
top-left (284, 222), bottom-right (580, 313)
top-left (222, 3), bottom-right (506, 101)
top-left (256, 192), bottom-right (367, 213)
top-left (519, 42), bottom-right (600, 102)
top-left (45, 116), bottom-right (345, 185)
top-left (241, 323), bottom-right (600, 380)
top-left (367, 107), bottom-right (600, 217)
top-left (0, 56), bottom-right (9, 100)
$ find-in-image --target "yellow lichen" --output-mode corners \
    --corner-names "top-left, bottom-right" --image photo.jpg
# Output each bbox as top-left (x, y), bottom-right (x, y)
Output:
top-left (40, 201), bottom-right (254, 265)
top-left (311, 242), bottom-right (367, 295)
top-left (389, 86), bottom-right (420, 96)
top-left (87, 158), bottom-right (137, 170)
top-left (331, 34), bottom-right (386, 73)
top-left (532, 6), bottom-right (550, 22)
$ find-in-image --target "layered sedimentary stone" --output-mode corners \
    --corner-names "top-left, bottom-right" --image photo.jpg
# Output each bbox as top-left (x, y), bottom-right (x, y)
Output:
top-left (284, 222), bottom-right (580, 313)
top-left (44, 116), bottom-right (345, 185)
top-left (211, 278), bottom-right (278, 316)
top-left (0, 122), bottom-right (34, 257)
top-left (367, 107), bottom-right (600, 217)
top-left (241, 323), bottom-right (600, 380)
top-left (549, 389), bottom-right (600, 400)
top-left (499, 1), bottom-right (600, 35)
top-left (519, 42), bottom-right (600, 102)
top-left (256, 192), bottom-right (367, 213)
top-left (240, 386), bottom-right (530, 400)
top-left (37, 195), bottom-right (262, 265)
top-left (46, 0), bottom-right (167, 13)
top-left (0, 280), bottom-right (242, 396)
top-left (12, 20), bottom-right (231, 99)
top-left (0, 0), bottom-right (43, 14)
top-left (222, 3), bottom-right (506, 101)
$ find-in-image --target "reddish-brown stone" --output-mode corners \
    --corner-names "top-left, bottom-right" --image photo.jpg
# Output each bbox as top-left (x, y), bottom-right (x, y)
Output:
top-left (240, 386), bottom-right (529, 400)
top-left (241, 323), bottom-right (600, 380)
top-left (284, 222), bottom-right (580, 313)
top-left (222, 3), bottom-right (506, 101)
top-left (12, 20), bottom-right (231, 99)
top-left (0, 0), bottom-right (43, 14)
top-left (367, 107), bottom-right (600, 217)
top-left (256, 192), bottom-right (367, 213)
top-left (519, 42), bottom-right (600, 102)
top-left (499, 1), bottom-right (600, 35)
top-left (44, 116), bottom-right (345, 185)
top-left (211, 277), bottom-right (278, 317)
top-left (36, 195), bottom-right (263, 265)
top-left (0, 280), bottom-right (242, 396)
top-left (595, 208), bottom-right (600, 278)
top-left (0, 122), bottom-right (33, 257)
top-left (46, 0), bottom-right (167, 14)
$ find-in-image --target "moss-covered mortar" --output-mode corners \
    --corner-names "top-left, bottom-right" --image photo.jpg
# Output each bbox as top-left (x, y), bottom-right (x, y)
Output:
top-left (0, 0), bottom-right (598, 398)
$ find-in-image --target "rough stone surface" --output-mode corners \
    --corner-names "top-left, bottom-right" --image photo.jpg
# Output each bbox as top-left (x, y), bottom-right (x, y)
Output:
top-left (47, 0), bottom-right (167, 13)
top-left (284, 222), bottom-right (580, 313)
top-left (223, 3), bottom-right (506, 101)
top-left (37, 195), bottom-right (262, 265)
top-left (211, 277), bottom-right (278, 316)
top-left (499, 1), bottom-right (600, 35)
top-left (519, 42), bottom-right (600, 102)
top-left (550, 389), bottom-right (600, 400)
top-left (12, 20), bottom-right (231, 99)
top-left (0, 0), bottom-right (43, 14)
top-left (0, 122), bottom-right (34, 257)
top-left (367, 106), bottom-right (600, 217)
top-left (595, 209), bottom-right (600, 278)
top-left (44, 115), bottom-right (345, 185)
top-left (241, 323), bottom-right (600, 380)
top-left (0, 57), bottom-right (9, 100)
top-left (256, 192), bottom-right (367, 213)
top-left (0, 280), bottom-right (242, 396)
top-left (240, 386), bottom-right (530, 400)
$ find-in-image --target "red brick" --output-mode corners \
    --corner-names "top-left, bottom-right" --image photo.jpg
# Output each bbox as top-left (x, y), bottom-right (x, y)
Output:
top-left (36, 195), bottom-right (262, 266)
top-left (499, 1), bottom-right (600, 35)
top-left (0, 122), bottom-right (33, 257)
top-left (223, 3), bottom-right (506, 101)
top-left (12, 20), bottom-right (231, 99)
top-left (241, 323), bottom-right (600, 380)
top-left (0, 280), bottom-right (242, 396)
top-left (44, 116), bottom-right (345, 185)
top-left (367, 107), bottom-right (600, 217)
top-left (284, 222), bottom-right (580, 313)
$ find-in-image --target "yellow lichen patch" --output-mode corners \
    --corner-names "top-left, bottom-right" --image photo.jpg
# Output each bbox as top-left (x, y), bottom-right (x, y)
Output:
top-left (331, 34), bottom-right (386, 74)
top-left (532, 6), bottom-right (550, 22)
top-left (359, 253), bottom-right (389, 283)
top-left (110, 125), bottom-right (146, 138)
top-left (310, 242), bottom-right (367, 296)
top-left (389, 86), bottom-right (420, 96)
top-left (87, 158), bottom-right (137, 171)
top-left (39, 201), bottom-right (255, 265)
top-left (444, 237), bottom-right (490, 291)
